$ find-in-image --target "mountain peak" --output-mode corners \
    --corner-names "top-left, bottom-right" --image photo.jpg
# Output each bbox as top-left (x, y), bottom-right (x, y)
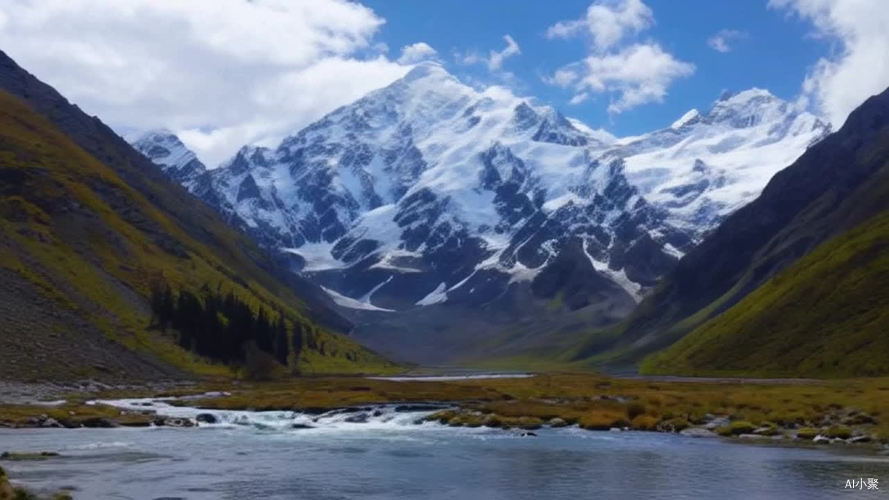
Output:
top-left (717, 87), bottom-right (776, 105)
top-left (706, 87), bottom-right (790, 129)
top-left (402, 61), bottom-right (453, 83)
top-left (132, 129), bottom-right (206, 186)
top-left (136, 127), bottom-right (176, 141)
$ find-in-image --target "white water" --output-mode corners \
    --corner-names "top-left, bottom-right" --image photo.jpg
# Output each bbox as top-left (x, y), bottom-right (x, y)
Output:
top-left (93, 396), bottom-right (451, 432)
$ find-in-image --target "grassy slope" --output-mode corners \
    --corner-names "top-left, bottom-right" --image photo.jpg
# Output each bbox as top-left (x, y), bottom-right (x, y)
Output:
top-left (641, 205), bottom-right (889, 377)
top-left (0, 89), bottom-right (396, 379)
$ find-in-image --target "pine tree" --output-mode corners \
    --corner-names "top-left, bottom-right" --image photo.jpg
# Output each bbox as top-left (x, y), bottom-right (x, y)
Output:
top-left (274, 316), bottom-right (289, 366)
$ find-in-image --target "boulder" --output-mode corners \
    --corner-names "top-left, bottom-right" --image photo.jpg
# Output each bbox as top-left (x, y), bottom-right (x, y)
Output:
top-left (680, 427), bottom-right (717, 438)
top-left (153, 417), bottom-right (192, 427)
top-left (548, 418), bottom-right (568, 428)
top-left (163, 417), bottom-right (195, 428)
top-left (848, 435), bottom-right (873, 444)
top-left (195, 413), bottom-right (218, 424)
top-left (0, 451), bottom-right (59, 461)
top-left (80, 417), bottom-right (117, 428)
top-left (40, 418), bottom-right (63, 428)
top-left (344, 414), bottom-right (369, 424)
top-left (752, 426), bottom-right (778, 436)
top-left (705, 417), bottom-right (730, 430)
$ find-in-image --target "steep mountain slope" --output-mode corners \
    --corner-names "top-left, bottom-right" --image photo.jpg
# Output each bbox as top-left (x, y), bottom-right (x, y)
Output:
top-left (0, 51), bottom-right (395, 381)
top-left (574, 86), bottom-right (889, 373)
top-left (135, 63), bottom-right (828, 363)
top-left (642, 204), bottom-right (889, 377)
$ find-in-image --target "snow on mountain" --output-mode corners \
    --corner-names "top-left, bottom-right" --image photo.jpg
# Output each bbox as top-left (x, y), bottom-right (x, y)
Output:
top-left (132, 64), bottom-right (829, 319)
top-left (618, 88), bottom-right (829, 235)
top-left (132, 129), bottom-right (207, 190)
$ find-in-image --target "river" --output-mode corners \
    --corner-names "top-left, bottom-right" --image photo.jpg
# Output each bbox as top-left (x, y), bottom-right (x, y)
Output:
top-left (1, 398), bottom-right (887, 499)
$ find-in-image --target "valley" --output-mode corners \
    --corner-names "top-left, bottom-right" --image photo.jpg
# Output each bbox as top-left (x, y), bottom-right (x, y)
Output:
top-left (2, 1), bottom-right (889, 499)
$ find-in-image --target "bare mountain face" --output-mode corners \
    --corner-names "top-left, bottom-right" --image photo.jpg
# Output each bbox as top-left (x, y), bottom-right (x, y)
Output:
top-left (133, 63), bottom-right (829, 363)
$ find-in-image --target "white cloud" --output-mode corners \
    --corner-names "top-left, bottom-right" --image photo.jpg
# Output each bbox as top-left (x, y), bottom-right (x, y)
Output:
top-left (545, 0), bottom-right (653, 51)
top-left (573, 44), bottom-right (694, 113)
top-left (0, 0), bottom-right (412, 166)
top-left (398, 42), bottom-right (438, 64)
top-left (770, 0), bottom-right (889, 128)
top-left (544, 1), bottom-right (693, 112)
top-left (489, 35), bottom-right (521, 70)
top-left (456, 35), bottom-right (521, 72)
top-left (707, 29), bottom-right (748, 53)
top-left (569, 92), bottom-right (590, 105)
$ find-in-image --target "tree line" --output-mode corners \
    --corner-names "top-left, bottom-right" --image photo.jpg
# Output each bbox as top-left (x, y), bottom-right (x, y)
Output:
top-left (149, 284), bottom-right (306, 368)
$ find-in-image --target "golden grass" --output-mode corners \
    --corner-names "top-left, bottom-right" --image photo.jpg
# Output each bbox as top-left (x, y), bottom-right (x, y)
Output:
top-left (73, 373), bottom-right (886, 440)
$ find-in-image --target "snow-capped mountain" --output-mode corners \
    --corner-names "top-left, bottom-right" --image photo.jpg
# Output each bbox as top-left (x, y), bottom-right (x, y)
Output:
top-left (133, 129), bottom-right (207, 191)
top-left (185, 64), bottom-right (696, 307)
top-left (131, 63), bottom-right (828, 361)
top-left (617, 89), bottom-right (829, 235)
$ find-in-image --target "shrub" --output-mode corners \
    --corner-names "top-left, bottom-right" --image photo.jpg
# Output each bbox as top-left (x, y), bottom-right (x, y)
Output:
top-left (626, 402), bottom-right (647, 420)
top-left (630, 415), bottom-right (660, 430)
top-left (716, 420), bottom-right (756, 436)
top-left (579, 410), bottom-right (629, 430)
top-left (796, 427), bottom-right (819, 440)
top-left (658, 417), bottom-right (690, 432)
top-left (824, 425), bottom-right (852, 439)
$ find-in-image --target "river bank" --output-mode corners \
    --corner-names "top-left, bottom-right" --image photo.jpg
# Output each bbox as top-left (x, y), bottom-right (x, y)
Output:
top-left (2, 373), bottom-right (889, 451)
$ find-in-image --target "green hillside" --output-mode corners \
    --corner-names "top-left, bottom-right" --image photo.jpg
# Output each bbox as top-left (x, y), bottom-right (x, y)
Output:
top-left (0, 88), bottom-right (396, 381)
top-left (641, 200), bottom-right (889, 377)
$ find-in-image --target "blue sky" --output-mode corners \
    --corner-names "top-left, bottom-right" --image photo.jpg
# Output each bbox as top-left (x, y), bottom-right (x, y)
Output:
top-left (364, 0), bottom-right (830, 135)
top-left (1, 0), bottom-right (884, 166)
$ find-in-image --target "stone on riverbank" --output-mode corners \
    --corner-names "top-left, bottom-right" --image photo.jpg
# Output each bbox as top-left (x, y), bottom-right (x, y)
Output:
top-left (0, 451), bottom-right (59, 461)
top-left (680, 427), bottom-right (717, 438)
top-left (195, 413), bottom-right (218, 424)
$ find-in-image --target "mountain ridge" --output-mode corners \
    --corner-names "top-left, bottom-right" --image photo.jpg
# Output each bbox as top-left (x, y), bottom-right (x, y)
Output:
top-left (133, 63), bottom-right (829, 363)
top-left (571, 85), bottom-right (889, 375)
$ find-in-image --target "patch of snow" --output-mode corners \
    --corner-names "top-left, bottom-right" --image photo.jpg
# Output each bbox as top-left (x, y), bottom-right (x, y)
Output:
top-left (281, 243), bottom-right (343, 272)
top-left (416, 282), bottom-right (448, 306)
top-left (671, 109), bottom-right (701, 129)
top-left (582, 239), bottom-right (643, 302)
top-left (321, 286), bottom-right (394, 312)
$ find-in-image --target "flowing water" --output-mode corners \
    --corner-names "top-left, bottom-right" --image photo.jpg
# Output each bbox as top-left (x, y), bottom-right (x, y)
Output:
top-left (1, 396), bottom-right (888, 499)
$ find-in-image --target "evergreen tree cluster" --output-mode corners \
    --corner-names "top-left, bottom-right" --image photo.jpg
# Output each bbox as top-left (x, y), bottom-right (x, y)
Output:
top-left (150, 284), bottom-right (304, 367)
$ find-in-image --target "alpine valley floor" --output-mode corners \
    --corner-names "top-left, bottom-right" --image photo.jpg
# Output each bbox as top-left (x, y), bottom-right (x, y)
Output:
top-left (3, 373), bottom-right (889, 447)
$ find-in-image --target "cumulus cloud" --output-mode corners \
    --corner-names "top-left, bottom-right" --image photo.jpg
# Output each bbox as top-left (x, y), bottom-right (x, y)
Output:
top-left (398, 42), bottom-right (438, 64)
top-left (544, 0), bottom-right (693, 112)
top-left (707, 29), bottom-right (748, 53)
top-left (770, 0), bottom-right (889, 128)
top-left (0, 0), bottom-right (412, 166)
top-left (546, 0), bottom-right (653, 50)
top-left (554, 44), bottom-right (694, 113)
top-left (456, 35), bottom-right (521, 72)
top-left (489, 35), bottom-right (521, 70)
